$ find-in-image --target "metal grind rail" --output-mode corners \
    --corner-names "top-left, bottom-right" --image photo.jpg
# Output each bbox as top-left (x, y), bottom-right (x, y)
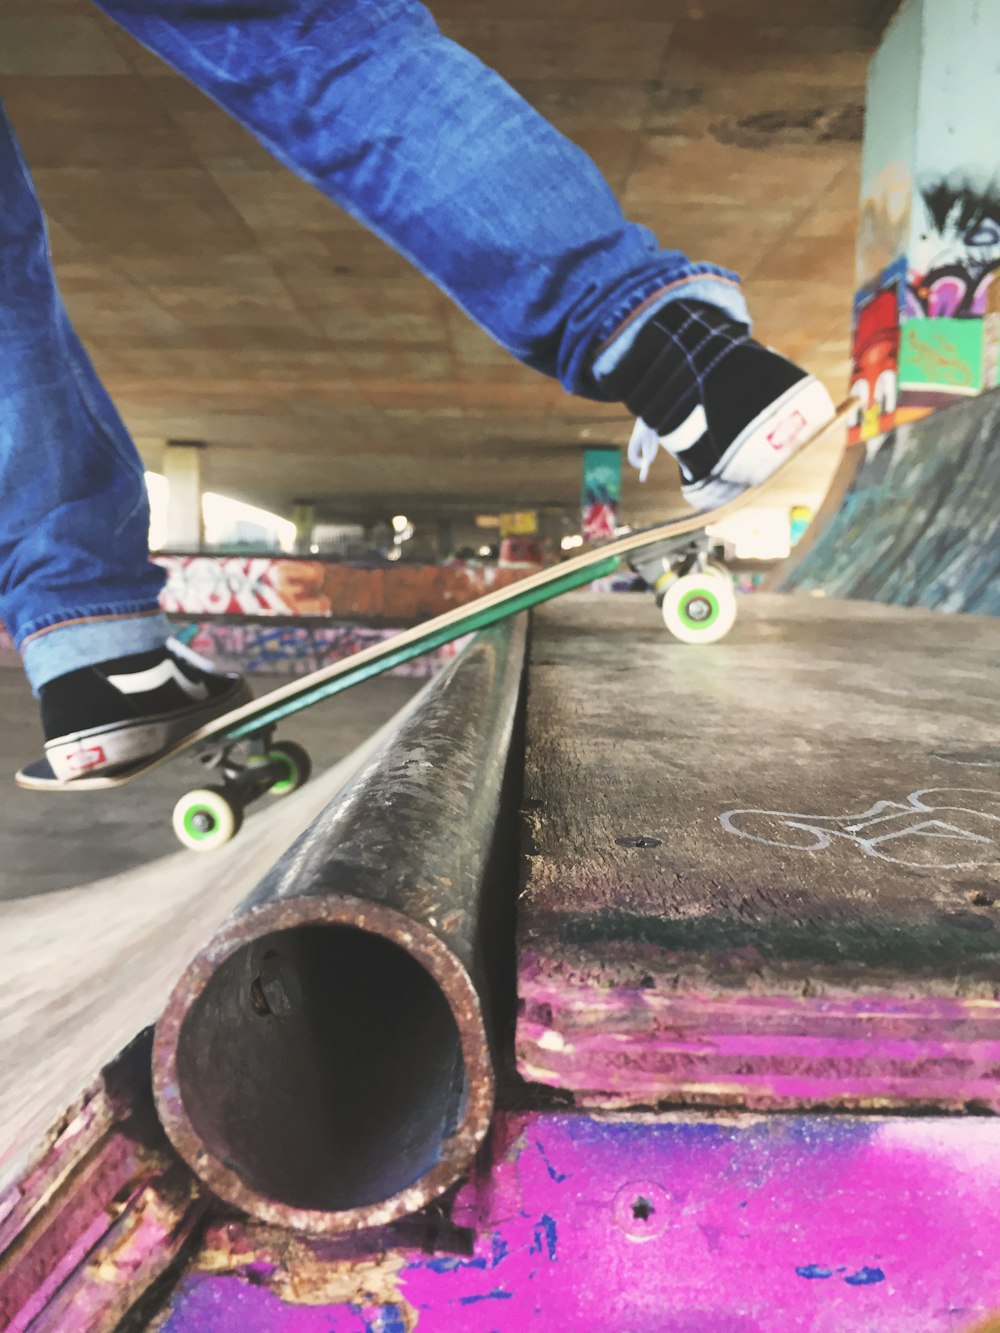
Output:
top-left (152, 617), bottom-right (527, 1234)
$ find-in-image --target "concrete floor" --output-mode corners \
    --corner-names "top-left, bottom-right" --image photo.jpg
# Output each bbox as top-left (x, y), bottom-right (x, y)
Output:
top-left (0, 668), bottom-right (422, 900)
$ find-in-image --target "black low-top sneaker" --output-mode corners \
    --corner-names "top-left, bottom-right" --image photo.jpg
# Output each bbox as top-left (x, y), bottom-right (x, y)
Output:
top-left (40, 638), bottom-right (252, 780)
top-left (602, 299), bottom-right (836, 510)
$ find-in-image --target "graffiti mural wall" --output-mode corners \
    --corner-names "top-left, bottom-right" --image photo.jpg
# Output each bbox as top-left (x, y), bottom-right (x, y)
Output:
top-left (154, 556), bottom-right (526, 623)
top-left (0, 561), bottom-right (504, 676)
top-left (0, 617), bottom-right (462, 678)
top-left (171, 621), bottom-right (465, 677)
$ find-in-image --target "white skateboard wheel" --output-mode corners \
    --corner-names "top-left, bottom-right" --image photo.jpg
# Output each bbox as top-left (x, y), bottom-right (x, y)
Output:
top-left (660, 571), bottom-right (737, 644)
top-left (172, 786), bottom-right (243, 852)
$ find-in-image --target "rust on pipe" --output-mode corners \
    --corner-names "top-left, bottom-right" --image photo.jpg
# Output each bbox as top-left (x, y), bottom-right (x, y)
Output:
top-left (152, 617), bottom-right (526, 1234)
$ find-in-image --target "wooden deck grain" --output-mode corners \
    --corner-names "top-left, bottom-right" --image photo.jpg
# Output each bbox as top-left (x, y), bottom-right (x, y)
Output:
top-left (515, 592), bottom-right (1000, 1111)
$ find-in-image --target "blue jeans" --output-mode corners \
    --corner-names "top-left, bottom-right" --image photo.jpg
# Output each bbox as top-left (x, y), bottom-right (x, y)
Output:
top-left (2, 0), bottom-right (749, 691)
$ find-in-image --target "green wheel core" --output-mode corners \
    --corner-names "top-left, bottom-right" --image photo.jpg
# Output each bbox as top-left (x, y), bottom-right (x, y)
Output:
top-left (678, 587), bottom-right (721, 630)
top-left (268, 752), bottom-right (299, 796)
top-left (265, 741), bottom-right (312, 798)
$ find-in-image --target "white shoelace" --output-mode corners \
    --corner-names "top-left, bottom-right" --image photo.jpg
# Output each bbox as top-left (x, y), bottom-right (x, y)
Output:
top-left (627, 418), bottom-right (662, 483)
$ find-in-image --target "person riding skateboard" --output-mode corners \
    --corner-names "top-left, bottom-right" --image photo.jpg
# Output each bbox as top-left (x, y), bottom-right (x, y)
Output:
top-left (0, 0), bottom-right (836, 782)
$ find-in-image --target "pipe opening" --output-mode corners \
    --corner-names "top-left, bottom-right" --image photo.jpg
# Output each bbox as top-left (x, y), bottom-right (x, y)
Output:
top-left (176, 924), bottom-right (466, 1211)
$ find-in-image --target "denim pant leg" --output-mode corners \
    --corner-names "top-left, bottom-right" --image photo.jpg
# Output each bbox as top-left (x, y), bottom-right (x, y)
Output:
top-left (97, 0), bottom-right (750, 394)
top-left (0, 105), bottom-right (170, 692)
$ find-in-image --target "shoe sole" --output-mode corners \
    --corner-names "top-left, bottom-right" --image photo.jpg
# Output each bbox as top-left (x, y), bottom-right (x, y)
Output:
top-left (44, 680), bottom-right (253, 781)
top-left (681, 377), bottom-right (837, 512)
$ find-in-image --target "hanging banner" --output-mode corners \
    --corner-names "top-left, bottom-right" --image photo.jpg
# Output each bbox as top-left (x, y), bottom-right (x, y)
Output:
top-left (581, 448), bottom-right (621, 541)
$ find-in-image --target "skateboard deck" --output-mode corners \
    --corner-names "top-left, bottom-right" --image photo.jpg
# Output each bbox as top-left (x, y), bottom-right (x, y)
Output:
top-left (17, 400), bottom-right (851, 799)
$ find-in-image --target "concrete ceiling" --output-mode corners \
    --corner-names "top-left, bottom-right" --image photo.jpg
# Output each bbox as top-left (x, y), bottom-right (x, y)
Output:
top-left (4, 0), bottom-right (894, 526)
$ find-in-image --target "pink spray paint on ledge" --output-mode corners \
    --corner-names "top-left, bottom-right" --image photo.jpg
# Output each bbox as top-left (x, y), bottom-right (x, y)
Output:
top-left (159, 1111), bottom-right (1000, 1331)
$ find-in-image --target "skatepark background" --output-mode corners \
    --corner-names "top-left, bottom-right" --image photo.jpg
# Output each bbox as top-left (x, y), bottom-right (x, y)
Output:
top-left (1, 0), bottom-right (999, 1326)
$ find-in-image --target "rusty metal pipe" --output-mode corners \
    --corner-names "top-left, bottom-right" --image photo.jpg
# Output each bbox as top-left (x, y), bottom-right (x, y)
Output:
top-left (152, 618), bottom-right (526, 1234)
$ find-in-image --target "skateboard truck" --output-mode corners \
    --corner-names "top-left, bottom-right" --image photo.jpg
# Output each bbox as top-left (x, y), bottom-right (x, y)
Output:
top-left (173, 731), bottom-right (313, 851)
top-left (627, 531), bottom-right (737, 644)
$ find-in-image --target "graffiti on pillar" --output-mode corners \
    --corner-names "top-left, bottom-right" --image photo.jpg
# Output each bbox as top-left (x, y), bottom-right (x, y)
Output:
top-left (900, 320), bottom-right (978, 390)
top-left (847, 261), bottom-right (903, 444)
top-left (886, 180), bottom-right (1000, 410)
top-left (581, 448), bottom-right (622, 541)
top-left (906, 178), bottom-right (1000, 319)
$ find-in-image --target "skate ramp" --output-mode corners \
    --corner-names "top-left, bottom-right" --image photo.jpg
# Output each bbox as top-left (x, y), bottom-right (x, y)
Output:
top-left (0, 687), bottom-right (434, 1204)
top-left (775, 387), bottom-right (1000, 614)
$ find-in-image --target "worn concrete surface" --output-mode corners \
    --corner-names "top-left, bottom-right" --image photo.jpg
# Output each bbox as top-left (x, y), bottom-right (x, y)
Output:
top-left (517, 591), bottom-right (1000, 1110)
top-left (0, 669), bottom-right (421, 899)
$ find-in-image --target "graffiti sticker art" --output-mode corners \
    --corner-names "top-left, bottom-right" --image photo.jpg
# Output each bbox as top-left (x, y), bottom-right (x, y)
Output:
top-left (847, 262), bottom-right (903, 444)
top-left (907, 177), bottom-right (1000, 320)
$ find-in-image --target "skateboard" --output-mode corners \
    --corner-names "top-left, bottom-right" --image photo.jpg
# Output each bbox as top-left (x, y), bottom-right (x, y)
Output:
top-left (16, 402), bottom-right (850, 850)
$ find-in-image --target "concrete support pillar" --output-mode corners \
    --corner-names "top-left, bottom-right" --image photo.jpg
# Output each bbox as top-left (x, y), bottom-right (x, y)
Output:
top-left (851, 0), bottom-right (1000, 443)
top-left (163, 441), bottom-right (204, 552)
top-left (292, 500), bottom-right (316, 555)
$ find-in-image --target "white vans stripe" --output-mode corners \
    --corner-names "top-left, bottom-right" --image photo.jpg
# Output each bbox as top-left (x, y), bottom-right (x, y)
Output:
top-left (660, 404), bottom-right (708, 458)
top-left (106, 659), bottom-right (209, 701)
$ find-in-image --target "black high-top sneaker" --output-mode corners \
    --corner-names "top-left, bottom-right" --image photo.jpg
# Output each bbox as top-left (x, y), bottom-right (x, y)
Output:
top-left (601, 300), bottom-right (836, 510)
top-left (40, 638), bottom-right (252, 780)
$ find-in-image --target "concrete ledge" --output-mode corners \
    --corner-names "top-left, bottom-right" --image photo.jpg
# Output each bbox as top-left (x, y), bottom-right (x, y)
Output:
top-left (516, 592), bottom-right (1000, 1111)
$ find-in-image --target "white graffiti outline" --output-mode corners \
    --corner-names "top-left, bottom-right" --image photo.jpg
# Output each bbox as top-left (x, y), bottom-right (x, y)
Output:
top-left (720, 787), bottom-right (1000, 869)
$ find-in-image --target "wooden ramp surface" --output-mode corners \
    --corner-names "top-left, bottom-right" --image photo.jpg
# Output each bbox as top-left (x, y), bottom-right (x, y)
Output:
top-left (516, 591), bottom-right (1000, 1111)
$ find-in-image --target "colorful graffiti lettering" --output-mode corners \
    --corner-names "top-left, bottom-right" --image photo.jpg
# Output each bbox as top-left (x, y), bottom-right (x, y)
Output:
top-left (906, 178), bottom-right (1000, 319)
top-left (156, 557), bottom-right (333, 617)
top-left (154, 556), bottom-right (526, 621)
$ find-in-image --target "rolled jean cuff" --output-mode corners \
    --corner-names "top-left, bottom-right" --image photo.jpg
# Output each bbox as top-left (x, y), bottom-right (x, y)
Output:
top-left (590, 274), bottom-right (753, 384)
top-left (20, 609), bottom-right (172, 693)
